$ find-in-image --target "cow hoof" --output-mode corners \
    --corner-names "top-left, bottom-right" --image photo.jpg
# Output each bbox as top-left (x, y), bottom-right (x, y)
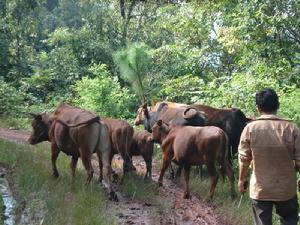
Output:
top-left (183, 193), bottom-right (191, 199)
top-left (204, 197), bottom-right (213, 203)
top-left (231, 192), bottom-right (237, 200)
top-left (53, 171), bottom-right (59, 178)
top-left (112, 173), bottom-right (119, 182)
top-left (109, 191), bottom-right (118, 202)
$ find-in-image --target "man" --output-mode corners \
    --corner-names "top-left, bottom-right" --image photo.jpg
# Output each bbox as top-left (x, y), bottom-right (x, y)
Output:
top-left (238, 88), bottom-right (300, 225)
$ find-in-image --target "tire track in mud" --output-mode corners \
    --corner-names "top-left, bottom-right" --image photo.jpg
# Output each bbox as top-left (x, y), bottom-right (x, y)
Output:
top-left (0, 127), bottom-right (232, 225)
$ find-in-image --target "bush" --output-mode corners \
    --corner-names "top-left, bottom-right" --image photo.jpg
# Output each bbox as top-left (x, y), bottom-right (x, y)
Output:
top-left (0, 79), bottom-right (24, 116)
top-left (157, 74), bottom-right (205, 104)
top-left (73, 64), bottom-right (137, 119)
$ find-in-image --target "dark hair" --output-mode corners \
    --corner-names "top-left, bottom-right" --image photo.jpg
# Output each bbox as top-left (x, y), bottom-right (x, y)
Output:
top-left (255, 88), bottom-right (279, 112)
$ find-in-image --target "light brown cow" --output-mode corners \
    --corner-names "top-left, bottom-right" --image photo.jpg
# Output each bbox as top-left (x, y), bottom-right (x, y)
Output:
top-left (151, 120), bottom-right (236, 201)
top-left (130, 130), bottom-right (154, 179)
top-left (28, 104), bottom-right (117, 201)
top-left (102, 118), bottom-right (134, 181)
top-left (134, 102), bottom-right (187, 125)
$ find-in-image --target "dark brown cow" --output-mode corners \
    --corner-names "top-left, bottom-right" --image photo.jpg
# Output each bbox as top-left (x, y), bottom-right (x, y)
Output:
top-left (151, 120), bottom-right (236, 200)
top-left (141, 103), bottom-right (206, 133)
top-left (102, 118), bottom-right (134, 181)
top-left (191, 104), bottom-right (249, 159)
top-left (130, 130), bottom-right (154, 179)
top-left (28, 104), bottom-right (117, 201)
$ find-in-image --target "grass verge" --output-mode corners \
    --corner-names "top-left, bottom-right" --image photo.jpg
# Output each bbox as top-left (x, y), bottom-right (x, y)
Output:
top-left (0, 138), bottom-right (116, 225)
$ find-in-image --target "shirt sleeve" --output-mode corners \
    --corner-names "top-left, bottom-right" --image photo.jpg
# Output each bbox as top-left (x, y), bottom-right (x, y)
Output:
top-left (238, 125), bottom-right (252, 167)
top-left (293, 126), bottom-right (300, 171)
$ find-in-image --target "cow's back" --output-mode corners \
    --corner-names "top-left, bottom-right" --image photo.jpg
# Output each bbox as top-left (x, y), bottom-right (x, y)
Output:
top-left (171, 126), bottom-right (226, 165)
top-left (131, 130), bottom-right (153, 156)
top-left (51, 104), bottom-right (101, 155)
top-left (102, 118), bottom-right (134, 154)
top-left (192, 104), bottom-right (247, 154)
top-left (55, 104), bottom-right (98, 126)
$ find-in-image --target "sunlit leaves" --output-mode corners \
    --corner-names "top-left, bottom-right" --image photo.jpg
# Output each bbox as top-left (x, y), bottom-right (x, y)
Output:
top-left (114, 42), bottom-right (150, 103)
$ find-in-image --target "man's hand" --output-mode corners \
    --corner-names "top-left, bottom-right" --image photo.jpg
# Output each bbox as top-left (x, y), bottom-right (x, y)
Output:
top-left (238, 180), bottom-right (248, 193)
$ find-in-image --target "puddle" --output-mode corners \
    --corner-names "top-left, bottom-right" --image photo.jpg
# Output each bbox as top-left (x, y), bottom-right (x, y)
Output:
top-left (0, 172), bottom-right (16, 225)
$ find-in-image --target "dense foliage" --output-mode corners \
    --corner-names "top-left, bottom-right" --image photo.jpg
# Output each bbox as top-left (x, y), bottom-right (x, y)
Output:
top-left (0, 0), bottom-right (299, 125)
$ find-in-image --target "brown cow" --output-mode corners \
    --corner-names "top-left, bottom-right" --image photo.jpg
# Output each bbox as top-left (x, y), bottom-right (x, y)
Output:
top-left (130, 130), bottom-right (154, 179)
top-left (151, 120), bottom-right (236, 200)
top-left (28, 104), bottom-right (117, 201)
top-left (136, 102), bottom-right (248, 162)
top-left (102, 118), bottom-right (134, 181)
top-left (134, 102), bottom-right (187, 125)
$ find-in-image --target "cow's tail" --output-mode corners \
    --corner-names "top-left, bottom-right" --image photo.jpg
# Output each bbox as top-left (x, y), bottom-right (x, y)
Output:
top-left (218, 131), bottom-right (229, 183)
top-left (124, 126), bottom-right (134, 171)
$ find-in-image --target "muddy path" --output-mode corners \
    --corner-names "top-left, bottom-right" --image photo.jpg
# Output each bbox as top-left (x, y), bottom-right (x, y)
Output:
top-left (0, 127), bottom-right (232, 225)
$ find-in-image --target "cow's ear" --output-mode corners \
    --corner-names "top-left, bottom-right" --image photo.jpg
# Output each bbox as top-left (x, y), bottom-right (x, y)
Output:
top-left (143, 104), bottom-right (149, 117)
top-left (142, 103), bottom-right (148, 109)
top-left (28, 113), bottom-right (42, 121)
top-left (157, 120), bottom-right (162, 126)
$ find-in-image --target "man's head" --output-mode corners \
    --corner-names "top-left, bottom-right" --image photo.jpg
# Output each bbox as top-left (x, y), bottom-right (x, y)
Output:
top-left (255, 88), bottom-right (279, 113)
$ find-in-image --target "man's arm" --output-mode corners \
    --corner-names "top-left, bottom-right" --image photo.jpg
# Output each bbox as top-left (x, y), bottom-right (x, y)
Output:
top-left (238, 126), bottom-right (252, 193)
top-left (294, 126), bottom-right (300, 171)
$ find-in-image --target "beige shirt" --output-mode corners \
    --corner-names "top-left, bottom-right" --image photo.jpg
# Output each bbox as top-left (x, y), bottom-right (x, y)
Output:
top-left (238, 114), bottom-right (300, 201)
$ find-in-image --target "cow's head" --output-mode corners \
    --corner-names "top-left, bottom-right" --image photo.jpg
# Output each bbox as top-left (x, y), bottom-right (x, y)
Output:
top-left (134, 106), bottom-right (144, 125)
top-left (151, 120), bottom-right (170, 144)
top-left (28, 113), bottom-right (50, 145)
top-left (134, 103), bottom-right (152, 126)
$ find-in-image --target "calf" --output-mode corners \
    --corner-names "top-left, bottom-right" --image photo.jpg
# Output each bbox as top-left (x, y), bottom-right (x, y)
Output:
top-left (130, 130), bottom-right (154, 179)
top-left (151, 120), bottom-right (236, 200)
top-left (28, 104), bottom-right (117, 201)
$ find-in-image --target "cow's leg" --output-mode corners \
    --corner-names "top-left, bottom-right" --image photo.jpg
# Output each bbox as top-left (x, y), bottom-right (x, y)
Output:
top-left (143, 155), bottom-right (152, 180)
top-left (198, 165), bottom-right (203, 180)
top-left (158, 154), bottom-right (171, 187)
top-left (168, 163), bottom-right (175, 179)
top-left (96, 152), bottom-right (103, 183)
top-left (120, 153), bottom-right (131, 184)
top-left (206, 162), bottom-right (219, 201)
top-left (183, 165), bottom-right (191, 199)
top-left (51, 143), bottom-right (60, 178)
top-left (80, 149), bottom-right (94, 185)
top-left (70, 155), bottom-right (79, 182)
top-left (99, 125), bottom-right (118, 201)
top-left (108, 152), bottom-right (118, 182)
top-left (224, 161), bottom-right (237, 199)
top-left (175, 165), bottom-right (183, 180)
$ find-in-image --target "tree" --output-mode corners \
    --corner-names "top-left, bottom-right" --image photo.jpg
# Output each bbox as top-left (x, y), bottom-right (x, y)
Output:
top-left (114, 42), bottom-right (151, 103)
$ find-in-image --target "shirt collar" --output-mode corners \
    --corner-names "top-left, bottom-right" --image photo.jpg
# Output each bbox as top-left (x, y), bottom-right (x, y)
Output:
top-left (257, 114), bottom-right (283, 120)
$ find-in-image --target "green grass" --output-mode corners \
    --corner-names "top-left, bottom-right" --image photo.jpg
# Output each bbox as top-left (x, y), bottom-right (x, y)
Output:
top-left (0, 138), bottom-right (116, 225)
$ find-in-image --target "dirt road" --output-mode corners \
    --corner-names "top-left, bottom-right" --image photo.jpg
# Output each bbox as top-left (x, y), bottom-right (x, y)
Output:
top-left (0, 127), bottom-right (232, 225)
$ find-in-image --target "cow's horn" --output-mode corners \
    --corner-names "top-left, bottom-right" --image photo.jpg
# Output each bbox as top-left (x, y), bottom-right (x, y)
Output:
top-left (28, 113), bottom-right (42, 120)
top-left (183, 107), bottom-right (197, 119)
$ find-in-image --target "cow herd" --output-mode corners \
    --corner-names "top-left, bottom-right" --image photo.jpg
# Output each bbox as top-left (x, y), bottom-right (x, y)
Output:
top-left (28, 102), bottom-right (250, 202)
